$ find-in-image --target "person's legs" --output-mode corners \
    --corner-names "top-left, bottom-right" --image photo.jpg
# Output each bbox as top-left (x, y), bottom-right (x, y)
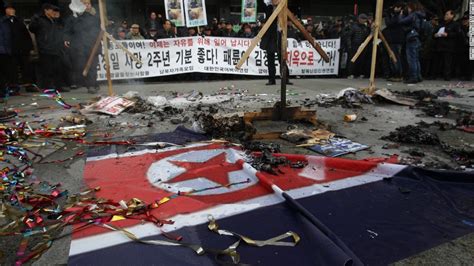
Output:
top-left (459, 49), bottom-right (472, 80)
top-left (266, 50), bottom-right (276, 84)
top-left (442, 52), bottom-right (453, 81)
top-left (9, 54), bottom-right (20, 87)
top-left (414, 41), bottom-right (422, 81)
top-left (0, 54), bottom-right (10, 98)
top-left (85, 56), bottom-right (100, 93)
top-left (392, 44), bottom-right (403, 78)
top-left (38, 54), bottom-right (53, 89)
top-left (405, 41), bottom-right (418, 82)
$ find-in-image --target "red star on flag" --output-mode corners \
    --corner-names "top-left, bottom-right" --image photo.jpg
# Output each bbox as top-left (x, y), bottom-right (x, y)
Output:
top-left (167, 152), bottom-right (243, 187)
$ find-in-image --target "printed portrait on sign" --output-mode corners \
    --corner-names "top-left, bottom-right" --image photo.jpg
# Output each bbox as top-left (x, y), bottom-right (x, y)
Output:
top-left (165, 0), bottom-right (185, 27)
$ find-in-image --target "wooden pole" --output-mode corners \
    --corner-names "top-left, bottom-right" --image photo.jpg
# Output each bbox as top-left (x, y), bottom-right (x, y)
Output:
top-left (287, 11), bottom-right (329, 62)
top-left (235, 0), bottom-right (286, 69)
top-left (350, 33), bottom-right (373, 63)
top-left (98, 0), bottom-right (114, 96)
top-left (368, 0), bottom-right (384, 94)
top-left (83, 30), bottom-right (104, 77)
top-left (279, 0), bottom-right (288, 119)
top-left (379, 30), bottom-right (397, 63)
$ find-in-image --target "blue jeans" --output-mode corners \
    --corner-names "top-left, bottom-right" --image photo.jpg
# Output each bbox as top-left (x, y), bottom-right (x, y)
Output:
top-left (406, 39), bottom-right (422, 81)
top-left (390, 44), bottom-right (403, 77)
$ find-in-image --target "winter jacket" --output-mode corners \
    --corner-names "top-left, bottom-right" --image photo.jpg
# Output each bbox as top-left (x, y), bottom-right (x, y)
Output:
top-left (222, 30), bottom-right (237, 38)
top-left (0, 16), bottom-right (12, 55)
top-left (126, 32), bottom-right (145, 40)
top-left (29, 14), bottom-right (62, 55)
top-left (349, 22), bottom-right (370, 52)
top-left (156, 29), bottom-right (176, 39)
top-left (384, 12), bottom-right (405, 45)
top-left (434, 20), bottom-right (461, 53)
top-left (145, 19), bottom-right (163, 32)
top-left (64, 12), bottom-right (101, 53)
top-left (6, 16), bottom-right (33, 55)
top-left (398, 11), bottom-right (425, 38)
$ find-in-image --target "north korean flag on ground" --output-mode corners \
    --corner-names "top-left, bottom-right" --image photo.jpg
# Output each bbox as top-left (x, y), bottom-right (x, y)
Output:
top-left (69, 131), bottom-right (474, 265)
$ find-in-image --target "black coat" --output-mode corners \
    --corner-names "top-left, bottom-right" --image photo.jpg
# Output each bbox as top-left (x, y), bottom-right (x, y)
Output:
top-left (6, 16), bottom-right (33, 55)
top-left (0, 16), bottom-right (11, 55)
top-left (64, 12), bottom-right (101, 53)
top-left (384, 12), bottom-right (405, 45)
top-left (434, 21), bottom-right (461, 53)
top-left (29, 14), bottom-right (63, 55)
top-left (222, 30), bottom-right (237, 38)
top-left (260, 4), bottom-right (278, 53)
top-left (349, 22), bottom-right (370, 52)
top-left (157, 29), bottom-right (177, 39)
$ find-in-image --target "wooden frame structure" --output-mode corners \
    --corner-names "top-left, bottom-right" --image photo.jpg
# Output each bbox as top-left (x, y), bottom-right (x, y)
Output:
top-left (350, 0), bottom-right (397, 95)
top-left (82, 0), bottom-right (142, 96)
top-left (235, 0), bottom-right (330, 120)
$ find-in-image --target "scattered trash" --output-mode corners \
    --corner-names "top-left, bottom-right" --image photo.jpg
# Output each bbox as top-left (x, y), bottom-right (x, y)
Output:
top-left (62, 115), bottom-right (91, 125)
top-left (244, 141), bottom-right (281, 153)
top-left (344, 114), bottom-right (357, 122)
top-left (382, 143), bottom-right (400, 149)
top-left (405, 149), bottom-right (425, 157)
top-left (434, 89), bottom-right (462, 98)
top-left (281, 128), bottom-right (335, 146)
top-left (186, 90), bottom-right (204, 102)
top-left (193, 113), bottom-right (255, 141)
top-left (396, 90), bottom-right (438, 101)
top-left (374, 89), bottom-right (417, 106)
top-left (170, 116), bottom-right (190, 125)
top-left (83, 96), bottom-right (136, 116)
top-left (308, 138), bottom-right (369, 157)
top-left (248, 149), bottom-right (307, 175)
top-left (421, 101), bottom-right (451, 117)
top-left (382, 125), bottom-right (439, 145)
top-left (146, 96), bottom-right (169, 107)
top-left (336, 88), bottom-right (373, 108)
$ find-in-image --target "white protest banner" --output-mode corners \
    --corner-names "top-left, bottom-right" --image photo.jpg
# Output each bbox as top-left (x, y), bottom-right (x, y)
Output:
top-left (184, 0), bottom-right (208, 27)
top-left (97, 37), bottom-right (340, 80)
top-left (164, 0), bottom-right (185, 27)
top-left (241, 0), bottom-right (257, 23)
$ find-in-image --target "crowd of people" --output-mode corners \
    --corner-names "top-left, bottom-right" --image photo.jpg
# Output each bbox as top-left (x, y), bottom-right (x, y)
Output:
top-left (340, 2), bottom-right (472, 84)
top-left (0, 1), bottom-right (472, 97)
top-left (0, 1), bottom-right (100, 95)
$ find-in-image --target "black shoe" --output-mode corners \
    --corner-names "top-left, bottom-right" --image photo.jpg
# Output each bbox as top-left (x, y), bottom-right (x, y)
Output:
top-left (266, 81), bottom-right (276, 85)
top-left (25, 85), bottom-right (38, 93)
top-left (58, 87), bottom-right (70, 92)
top-left (404, 79), bottom-right (418, 84)
top-left (87, 86), bottom-right (100, 94)
top-left (286, 81), bottom-right (294, 85)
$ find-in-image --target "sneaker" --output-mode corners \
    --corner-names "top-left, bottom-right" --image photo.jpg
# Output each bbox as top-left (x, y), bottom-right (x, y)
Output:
top-left (358, 75), bottom-right (365, 79)
top-left (347, 75), bottom-right (354, 79)
top-left (266, 81), bottom-right (276, 85)
top-left (70, 85), bottom-right (78, 90)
